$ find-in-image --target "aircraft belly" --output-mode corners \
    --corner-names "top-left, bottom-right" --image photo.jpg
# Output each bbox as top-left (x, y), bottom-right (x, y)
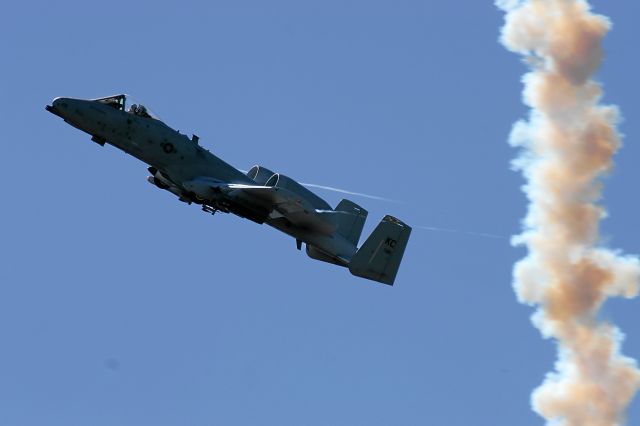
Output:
top-left (110, 126), bottom-right (189, 174)
top-left (266, 217), bottom-right (357, 262)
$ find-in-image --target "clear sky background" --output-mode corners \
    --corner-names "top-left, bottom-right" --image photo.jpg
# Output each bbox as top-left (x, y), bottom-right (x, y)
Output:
top-left (1, 1), bottom-right (639, 425)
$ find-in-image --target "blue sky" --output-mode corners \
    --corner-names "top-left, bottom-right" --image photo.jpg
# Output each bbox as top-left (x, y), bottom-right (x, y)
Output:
top-left (1, 1), bottom-right (638, 425)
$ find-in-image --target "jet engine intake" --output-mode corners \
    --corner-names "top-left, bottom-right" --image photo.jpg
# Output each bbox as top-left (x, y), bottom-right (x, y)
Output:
top-left (246, 165), bottom-right (275, 185)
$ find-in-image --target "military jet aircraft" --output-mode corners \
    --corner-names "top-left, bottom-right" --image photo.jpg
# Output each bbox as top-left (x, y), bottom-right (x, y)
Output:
top-left (46, 94), bottom-right (411, 285)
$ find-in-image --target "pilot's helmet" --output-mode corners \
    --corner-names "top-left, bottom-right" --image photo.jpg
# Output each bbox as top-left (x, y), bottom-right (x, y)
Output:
top-left (130, 104), bottom-right (138, 113)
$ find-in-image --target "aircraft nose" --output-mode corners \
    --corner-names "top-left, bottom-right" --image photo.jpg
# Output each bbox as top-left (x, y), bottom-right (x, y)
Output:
top-left (46, 97), bottom-right (72, 118)
top-left (52, 97), bottom-right (70, 110)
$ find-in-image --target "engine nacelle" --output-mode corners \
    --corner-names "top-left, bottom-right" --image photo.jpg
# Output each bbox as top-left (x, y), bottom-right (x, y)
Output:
top-left (246, 165), bottom-right (275, 185)
top-left (265, 173), bottom-right (331, 211)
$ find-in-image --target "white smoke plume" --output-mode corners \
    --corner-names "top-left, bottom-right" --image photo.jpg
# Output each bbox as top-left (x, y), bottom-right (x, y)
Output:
top-left (497, 1), bottom-right (640, 425)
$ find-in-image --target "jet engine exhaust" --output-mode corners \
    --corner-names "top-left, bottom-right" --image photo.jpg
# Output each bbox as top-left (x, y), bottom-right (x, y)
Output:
top-left (497, 1), bottom-right (640, 424)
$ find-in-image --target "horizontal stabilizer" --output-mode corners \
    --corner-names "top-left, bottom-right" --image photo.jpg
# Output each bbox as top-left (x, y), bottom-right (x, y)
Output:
top-left (348, 215), bottom-right (411, 286)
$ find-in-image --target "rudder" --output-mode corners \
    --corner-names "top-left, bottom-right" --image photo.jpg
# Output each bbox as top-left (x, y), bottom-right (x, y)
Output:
top-left (334, 199), bottom-right (368, 246)
top-left (348, 215), bottom-right (411, 286)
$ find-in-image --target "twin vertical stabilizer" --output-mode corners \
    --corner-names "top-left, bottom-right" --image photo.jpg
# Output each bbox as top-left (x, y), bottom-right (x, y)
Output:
top-left (349, 215), bottom-right (412, 286)
top-left (307, 198), bottom-right (411, 286)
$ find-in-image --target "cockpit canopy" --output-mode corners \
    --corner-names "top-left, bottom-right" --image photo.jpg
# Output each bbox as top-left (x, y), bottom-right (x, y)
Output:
top-left (92, 94), bottom-right (162, 121)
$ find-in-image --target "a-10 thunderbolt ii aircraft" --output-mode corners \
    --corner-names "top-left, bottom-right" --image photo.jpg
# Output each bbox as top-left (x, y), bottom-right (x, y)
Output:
top-left (46, 94), bottom-right (411, 285)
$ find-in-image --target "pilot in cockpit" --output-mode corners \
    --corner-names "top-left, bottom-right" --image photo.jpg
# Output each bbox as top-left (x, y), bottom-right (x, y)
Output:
top-left (129, 104), bottom-right (151, 118)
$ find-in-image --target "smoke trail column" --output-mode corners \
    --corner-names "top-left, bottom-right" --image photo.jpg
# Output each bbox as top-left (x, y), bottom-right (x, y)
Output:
top-left (497, 1), bottom-right (640, 425)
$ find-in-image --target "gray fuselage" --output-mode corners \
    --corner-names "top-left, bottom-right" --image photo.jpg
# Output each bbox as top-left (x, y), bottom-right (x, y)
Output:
top-left (48, 97), bottom-right (357, 262)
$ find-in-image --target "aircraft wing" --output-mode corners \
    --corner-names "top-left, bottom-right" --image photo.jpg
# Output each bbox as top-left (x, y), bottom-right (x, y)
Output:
top-left (221, 184), bottom-right (337, 234)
